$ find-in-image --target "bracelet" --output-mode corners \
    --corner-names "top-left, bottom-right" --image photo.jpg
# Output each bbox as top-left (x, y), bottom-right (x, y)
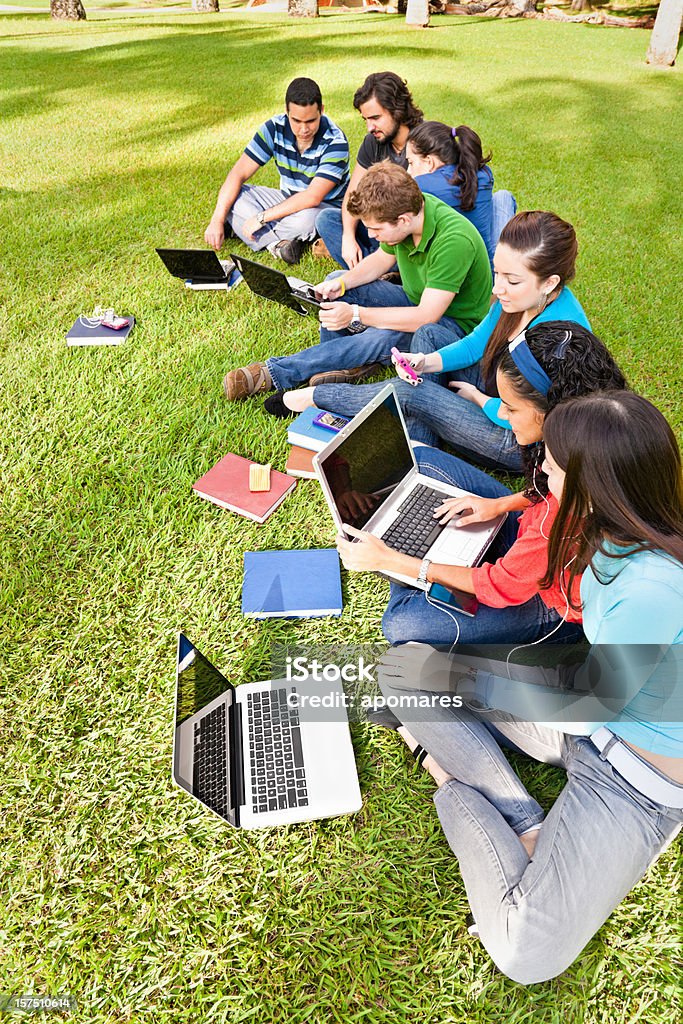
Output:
top-left (338, 278), bottom-right (346, 297)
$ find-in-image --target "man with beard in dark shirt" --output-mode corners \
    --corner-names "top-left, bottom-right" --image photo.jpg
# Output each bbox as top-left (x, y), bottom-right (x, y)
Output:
top-left (315, 72), bottom-right (424, 270)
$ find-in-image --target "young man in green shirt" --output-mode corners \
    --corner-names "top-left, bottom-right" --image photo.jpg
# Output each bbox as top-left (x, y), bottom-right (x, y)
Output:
top-left (223, 162), bottom-right (492, 402)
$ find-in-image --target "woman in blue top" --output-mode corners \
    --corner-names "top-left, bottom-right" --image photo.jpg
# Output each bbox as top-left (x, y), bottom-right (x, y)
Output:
top-left (371, 391), bottom-right (683, 984)
top-left (279, 211), bottom-right (590, 473)
top-left (406, 121), bottom-right (495, 261)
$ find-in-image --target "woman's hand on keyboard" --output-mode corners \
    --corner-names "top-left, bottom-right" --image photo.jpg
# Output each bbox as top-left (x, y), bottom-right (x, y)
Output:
top-left (434, 494), bottom-right (505, 528)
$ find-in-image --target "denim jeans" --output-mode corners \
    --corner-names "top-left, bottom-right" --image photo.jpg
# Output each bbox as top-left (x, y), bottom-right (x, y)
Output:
top-left (227, 185), bottom-right (336, 252)
top-left (267, 275), bottom-right (465, 392)
top-left (314, 207), bottom-right (379, 268)
top-left (377, 671), bottom-right (683, 984)
top-left (491, 189), bottom-right (517, 253)
top-left (377, 448), bottom-right (583, 646)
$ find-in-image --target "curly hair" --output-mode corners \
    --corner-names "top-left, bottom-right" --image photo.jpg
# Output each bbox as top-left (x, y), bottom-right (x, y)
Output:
top-left (346, 162), bottom-right (423, 222)
top-left (353, 72), bottom-right (423, 129)
top-left (496, 321), bottom-right (627, 501)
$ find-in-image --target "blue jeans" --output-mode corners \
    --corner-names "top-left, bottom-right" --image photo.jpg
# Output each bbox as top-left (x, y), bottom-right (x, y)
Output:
top-left (267, 275), bottom-right (465, 392)
top-left (315, 207), bottom-right (379, 268)
top-left (376, 677), bottom-right (683, 983)
top-left (381, 448), bottom-right (583, 646)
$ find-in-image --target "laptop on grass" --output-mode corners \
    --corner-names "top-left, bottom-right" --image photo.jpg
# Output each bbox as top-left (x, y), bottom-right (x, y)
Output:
top-left (230, 252), bottom-right (321, 316)
top-left (156, 248), bottom-right (242, 289)
top-left (173, 634), bottom-right (362, 829)
top-left (313, 384), bottom-right (507, 613)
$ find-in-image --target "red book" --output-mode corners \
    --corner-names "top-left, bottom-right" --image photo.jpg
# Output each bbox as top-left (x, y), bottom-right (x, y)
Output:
top-left (192, 453), bottom-right (296, 524)
top-left (285, 445), bottom-right (317, 480)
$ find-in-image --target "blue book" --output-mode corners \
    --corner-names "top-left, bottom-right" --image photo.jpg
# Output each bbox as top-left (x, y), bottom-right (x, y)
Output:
top-left (286, 406), bottom-right (347, 453)
top-left (242, 549), bottom-right (343, 619)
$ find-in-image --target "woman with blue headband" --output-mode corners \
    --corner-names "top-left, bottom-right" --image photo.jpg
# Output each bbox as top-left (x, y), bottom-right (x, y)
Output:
top-left (337, 322), bottom-right (626, 646)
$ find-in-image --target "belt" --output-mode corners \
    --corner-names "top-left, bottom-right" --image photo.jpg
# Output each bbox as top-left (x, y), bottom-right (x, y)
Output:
top-left (590, 727), bottom-right (683, 809)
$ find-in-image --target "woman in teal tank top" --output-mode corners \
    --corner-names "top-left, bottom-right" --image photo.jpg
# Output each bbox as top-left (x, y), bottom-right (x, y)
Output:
top-left (370, 391), bottom-right (683, 983)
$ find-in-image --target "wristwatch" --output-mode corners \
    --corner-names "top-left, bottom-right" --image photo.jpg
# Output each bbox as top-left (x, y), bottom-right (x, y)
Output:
top-left (417, 557), bottom-right (432, 586)
top-left (347, 303), bottom-right (365, 334)
top-left (256, 210), bottom-right (268, 227)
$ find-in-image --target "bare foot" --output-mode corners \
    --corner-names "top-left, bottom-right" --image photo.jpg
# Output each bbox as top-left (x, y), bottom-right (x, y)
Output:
top-left (283, 387), bottom-right (315, 413)
top-left (519, 829), bottom-right (540, 858)
top-left (398, 726), bottom-right (453, 788)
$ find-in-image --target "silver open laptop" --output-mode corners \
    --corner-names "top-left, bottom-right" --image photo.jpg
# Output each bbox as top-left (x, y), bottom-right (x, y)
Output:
top-left (313, 383), bottom-right (506, 598)
top-left (173, 634), bottom-right (362, 829)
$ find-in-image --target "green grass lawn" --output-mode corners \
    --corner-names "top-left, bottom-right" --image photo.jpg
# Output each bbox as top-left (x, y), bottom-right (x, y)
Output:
top-left (1, 9), bottom-right (681, 1022)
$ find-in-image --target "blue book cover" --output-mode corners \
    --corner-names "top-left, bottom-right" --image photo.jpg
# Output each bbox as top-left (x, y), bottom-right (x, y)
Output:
top-left (242, 549), bottom-right (343, 619)
top-left (286, 407), bottom-right (345, 453)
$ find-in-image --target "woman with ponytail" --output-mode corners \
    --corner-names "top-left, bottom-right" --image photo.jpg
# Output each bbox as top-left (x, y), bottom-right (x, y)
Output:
top-left (406, 121), bottom-right (495, 260)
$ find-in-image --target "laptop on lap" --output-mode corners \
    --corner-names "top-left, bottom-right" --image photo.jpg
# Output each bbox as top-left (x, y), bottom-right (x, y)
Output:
top-left (173, 633), bottom-right (362, 829)
top-left (313, 384), bottom-right (507, 613)
top-left (230, 253), bottom-right (321, 316)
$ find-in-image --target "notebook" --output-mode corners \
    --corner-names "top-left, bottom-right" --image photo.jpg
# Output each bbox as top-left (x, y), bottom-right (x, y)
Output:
top-left (230, 253), bottom-right (321, 317)
top-left (287, 407), bottom-right (343, 453)
top-left (313, 383), bottom-right (507, 607)
top-left (66, 315), bottom-right (135, 346)
top-left (173, 633), bottom-right (362, 828)
top-left (285, 445), bottom-right (317, 479)
top-left (242, 549), bottom-right (343, 619)
top-left (193, 453), bottom-right (296, 523)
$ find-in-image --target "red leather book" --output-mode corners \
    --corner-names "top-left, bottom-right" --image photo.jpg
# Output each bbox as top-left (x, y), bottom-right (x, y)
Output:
top-left (193, 453), bottom-right (296, 524)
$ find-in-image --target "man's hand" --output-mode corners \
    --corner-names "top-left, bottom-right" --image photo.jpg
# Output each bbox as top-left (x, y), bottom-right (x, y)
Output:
top-left (205, 217), bottom-right (225, 251)
top-left (319, 301), bottom-right (354, 332)
top-left (241, 215), bottom-right (264, 243)
top-left (341, 234), bottom-right (363, 270)
top-left (433, 495), bottom-right (504, 529)
top-left (336, 525), bottom-right (393, 573)
top-left (316, 278), bottom-right (346, 301)
top-left (378, 643), bottom-right (477, 695)
top-left (449, 380), bottom-right (488, 408)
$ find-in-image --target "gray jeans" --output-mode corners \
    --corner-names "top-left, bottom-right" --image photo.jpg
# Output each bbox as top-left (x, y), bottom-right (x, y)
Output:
top-left (227, 184), bottom-right (335, 251)
top-left (379, 673), bottom-right (683, 984)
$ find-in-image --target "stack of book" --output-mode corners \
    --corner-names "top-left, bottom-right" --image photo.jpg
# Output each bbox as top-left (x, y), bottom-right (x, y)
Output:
top-left (284, 407), bottom-right (346, 480)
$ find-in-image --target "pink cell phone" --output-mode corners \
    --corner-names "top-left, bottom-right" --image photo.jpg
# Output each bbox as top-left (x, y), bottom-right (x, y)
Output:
top-left (101, 315), bottom-right (130, 330)
top-left (391, 347), bottom-right (422, 385)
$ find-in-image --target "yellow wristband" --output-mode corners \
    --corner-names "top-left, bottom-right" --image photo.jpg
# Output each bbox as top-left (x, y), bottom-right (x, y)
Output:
top-left (338, 278), bottom-right (346, 297)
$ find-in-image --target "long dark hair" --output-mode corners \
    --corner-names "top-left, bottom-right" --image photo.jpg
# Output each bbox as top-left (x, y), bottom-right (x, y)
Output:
top-left (541, 392), bottom-right (683, 608)
top-left (481, 211), bottom-right (579, 384)
top-left (496, 322), bottom-right (627, 502)
top-left (407, 121), bottom-right (491, 211)
top-left (353, 72), bottom-right (423, 129)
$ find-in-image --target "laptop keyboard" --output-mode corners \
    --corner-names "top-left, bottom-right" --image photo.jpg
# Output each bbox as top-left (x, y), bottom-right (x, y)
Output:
top-left (193, 705), bottom-right (230, 818)
top-left (247, 688), bottom-right (308, 815)
top-left (381, 484), bottom-right (449, 559)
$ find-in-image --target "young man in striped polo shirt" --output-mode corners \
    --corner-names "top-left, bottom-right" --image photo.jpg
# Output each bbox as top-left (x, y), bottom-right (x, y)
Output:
top-left (204, 78), bottom-right (349, 266)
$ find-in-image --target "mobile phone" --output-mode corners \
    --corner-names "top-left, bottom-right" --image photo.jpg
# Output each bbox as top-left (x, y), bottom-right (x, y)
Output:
top-left (101, 315), bottom-right (130, 330)
top-left (391, 347), bottom-right (422, 385)
top-left (313, 411), bottom-right (350, 433)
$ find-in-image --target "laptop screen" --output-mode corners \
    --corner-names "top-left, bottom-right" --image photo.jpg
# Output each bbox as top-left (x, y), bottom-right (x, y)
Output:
top-left (316, 388), bottom-right (415, 530)
top-left (156, 249), bottom-right (227, 281)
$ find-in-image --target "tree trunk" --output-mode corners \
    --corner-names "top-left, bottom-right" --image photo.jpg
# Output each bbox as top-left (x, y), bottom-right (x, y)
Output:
top-left (50, 0), bottom-right (86, 19)
top-left (571, 0), bottom-right (591, 10)
top-left (646, 0), bottom-right (683, 66)
top-left (192, 0), bottom-right (220, 10)
top-left (288, 0), bottom-right (319, 16)
top-left (510, 0), bottom-right (536, 10)
top-left (406, 0), bottom-right (430, 24)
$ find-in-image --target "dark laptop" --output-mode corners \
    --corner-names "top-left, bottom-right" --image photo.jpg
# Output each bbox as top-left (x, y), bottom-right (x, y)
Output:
top-left (230, 252), bottom-right (321, 317)
top-left (156, 248), bottom-right (237, 285)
